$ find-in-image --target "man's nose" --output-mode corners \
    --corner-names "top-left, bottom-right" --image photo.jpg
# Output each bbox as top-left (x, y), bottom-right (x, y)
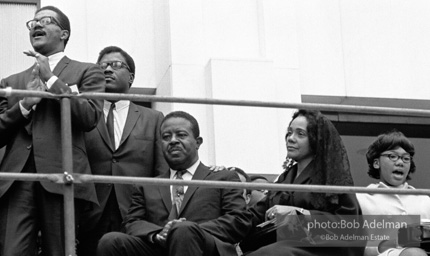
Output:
top-left (169, 135), bottom-right (180, 143)
top-left (33, 21), bottom-right (43, 30)
top-left (104, 68), bottom-right (113, 75)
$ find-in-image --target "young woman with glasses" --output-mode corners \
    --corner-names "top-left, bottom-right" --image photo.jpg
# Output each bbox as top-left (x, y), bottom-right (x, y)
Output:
top-left (357, 130), bottom-right (430, 256)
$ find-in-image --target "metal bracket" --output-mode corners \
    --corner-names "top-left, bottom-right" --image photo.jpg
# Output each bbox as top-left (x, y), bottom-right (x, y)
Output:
top-left (63, 172), bottom-right (74, 185)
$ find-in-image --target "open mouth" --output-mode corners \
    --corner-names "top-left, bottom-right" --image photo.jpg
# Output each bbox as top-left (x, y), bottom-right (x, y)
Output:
top-left (32, 30), bottom-right (46, 38)
top-left (392, 170), bottom-right (405, 179)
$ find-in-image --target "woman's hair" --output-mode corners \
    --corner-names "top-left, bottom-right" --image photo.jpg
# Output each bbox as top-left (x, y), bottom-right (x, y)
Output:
top-left (283, 109), bottom-right (353, 211)
top-left (289, 109), bottom-right (319, 154)
top-left (366, 130), bottom-right (416, 180)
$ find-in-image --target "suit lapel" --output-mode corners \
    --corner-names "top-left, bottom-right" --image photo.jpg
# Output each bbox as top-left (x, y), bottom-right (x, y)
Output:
top-left (119, 103), bottom-right (140, 148)
top-left (52, 56), bottom-right (70, 77)
top-left (96, 112), bottom-right (115, 152)
top-left (158, 171), bottom-right (173, 212)
top-left (178, 163), bottom-right (210, 215)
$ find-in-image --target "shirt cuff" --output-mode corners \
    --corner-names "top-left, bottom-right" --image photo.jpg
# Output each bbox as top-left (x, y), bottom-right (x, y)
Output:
top-left (45, 76), bottom-right (58, 90)
top-left (148, 232), bottom-right (158, 244)
top-left (19, 100), bottom-right (32, 118)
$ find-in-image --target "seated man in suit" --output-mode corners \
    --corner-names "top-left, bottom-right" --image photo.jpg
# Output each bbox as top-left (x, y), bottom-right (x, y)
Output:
top-left (97, 111), bottom-right (252, 256)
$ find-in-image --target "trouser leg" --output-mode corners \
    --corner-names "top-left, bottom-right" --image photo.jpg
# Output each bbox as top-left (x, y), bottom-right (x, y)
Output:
top-left (167, 221), bottom-right (219, 256)
top-left (0, 180), bottom-right (39, 256)
top-left (78, 188), bottom-right (122, 256)
top-left (97, 231), bottom-right (163, 256)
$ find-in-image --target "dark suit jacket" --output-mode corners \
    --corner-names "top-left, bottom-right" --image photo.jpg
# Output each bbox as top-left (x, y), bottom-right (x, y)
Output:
top-left (0, 56), bottom-right (105, 204)
top-left (84, 102), bottom-right (168, 218)
top-left (123, 162), bottom-right (253, 255)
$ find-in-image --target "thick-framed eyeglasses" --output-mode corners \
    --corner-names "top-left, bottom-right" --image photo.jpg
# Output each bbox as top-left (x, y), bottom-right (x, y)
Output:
top-left (98, 61), bottom-right (131, 72)
top-left (26, 16), bottom-right (64, 30)
top-left (380, 153), bottom-right (412, 163)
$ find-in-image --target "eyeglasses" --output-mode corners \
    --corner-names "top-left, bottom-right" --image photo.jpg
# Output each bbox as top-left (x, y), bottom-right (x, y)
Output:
top-left (26, 16), bottom-right (64, 30)
top-left (98, 61), bottom-right (131, 72)
top-left (380, 153), bottom-right (412, 163)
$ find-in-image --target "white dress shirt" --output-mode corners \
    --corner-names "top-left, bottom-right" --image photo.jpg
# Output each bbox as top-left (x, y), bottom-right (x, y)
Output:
top-left (170, 159), bottom-right (200, 198)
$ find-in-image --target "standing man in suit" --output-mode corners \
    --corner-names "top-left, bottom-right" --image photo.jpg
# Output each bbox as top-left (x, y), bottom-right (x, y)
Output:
top-left (77, 46), bottom-right (168, 256)
top-left (0, 5), bottom-right (105, 256)
top-left (97, 111), bottom-right (252, 256)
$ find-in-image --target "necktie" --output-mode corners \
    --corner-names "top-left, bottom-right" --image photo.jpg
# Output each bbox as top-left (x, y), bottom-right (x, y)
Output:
top-left (106, 103), bottom-right (115, 148)
top-left (24, 110), bottom-right (34, 135)
top-left (171, 170), bottom-right (186, 218)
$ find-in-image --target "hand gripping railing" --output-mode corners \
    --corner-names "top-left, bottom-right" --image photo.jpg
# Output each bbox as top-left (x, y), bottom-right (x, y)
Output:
top-left (1, 88), bottom-right (430, 256)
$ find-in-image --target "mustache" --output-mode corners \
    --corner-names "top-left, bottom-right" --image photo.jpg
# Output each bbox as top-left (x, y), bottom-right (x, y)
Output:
top-left (168, 146), bottom-right (182, 152)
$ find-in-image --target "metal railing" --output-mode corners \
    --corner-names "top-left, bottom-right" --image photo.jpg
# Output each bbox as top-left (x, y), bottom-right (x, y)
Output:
top-left (1, 88), bottom-right (430, 256)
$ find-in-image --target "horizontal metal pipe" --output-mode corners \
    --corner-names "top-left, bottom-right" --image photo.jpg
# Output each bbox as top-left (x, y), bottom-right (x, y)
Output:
top-left (1, 172), bottom-right (429, 195)
top-left (79, 174), bottom-right (430, 196)
top-left (0, 89), bottom-right (429, 117)
top-left (0, 173), bottom-right (62, 183)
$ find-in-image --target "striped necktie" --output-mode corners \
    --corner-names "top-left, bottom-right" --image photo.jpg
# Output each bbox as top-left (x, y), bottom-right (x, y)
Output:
top-left (171, 170), bottom-right (187, 218)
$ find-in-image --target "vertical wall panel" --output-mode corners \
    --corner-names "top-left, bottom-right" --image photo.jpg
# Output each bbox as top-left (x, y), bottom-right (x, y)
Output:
top-left (0, 3), bottom-right (37, 80)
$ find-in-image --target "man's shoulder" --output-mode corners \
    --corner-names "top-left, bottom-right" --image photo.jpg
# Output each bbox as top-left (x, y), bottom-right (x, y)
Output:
top-left (65, 57), bottom-right (99, 69)
top-left (130, 102), bottom-right (164, 120)
top-left (2, 67), bottom-right (33, 82)
top-left (131, 102), bottom-right (164, 117)
top-left (202, 166), bottom-right (240, 182)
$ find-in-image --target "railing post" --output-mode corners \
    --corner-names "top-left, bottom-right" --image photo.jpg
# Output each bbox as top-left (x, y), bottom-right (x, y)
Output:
top-left (60, 97), bottom-right (75, 256)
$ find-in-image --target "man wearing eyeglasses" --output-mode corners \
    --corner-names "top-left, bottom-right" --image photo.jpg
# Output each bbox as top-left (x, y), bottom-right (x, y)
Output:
top-left (76, 46), bottom-right (168, 256)
top-left (0, 6), bottom-right (105, 256)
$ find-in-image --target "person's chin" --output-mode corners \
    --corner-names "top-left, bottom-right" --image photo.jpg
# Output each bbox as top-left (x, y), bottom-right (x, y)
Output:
top-left (167, 156), bottom-right (183, 165)
top-left (31, 44), bottom-right (41, 51)
top-left (388, 179), bottom-right (405, 187)
top-left (105, 84), bottom-right (118, 92)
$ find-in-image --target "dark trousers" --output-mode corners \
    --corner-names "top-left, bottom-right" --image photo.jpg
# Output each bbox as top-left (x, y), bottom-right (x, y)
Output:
top-left (0, 155), bottom-right (85, 256)
top-left (77, 188), bottom-right (122, 256)
top-left (97, 221), bottom-right (219, 256)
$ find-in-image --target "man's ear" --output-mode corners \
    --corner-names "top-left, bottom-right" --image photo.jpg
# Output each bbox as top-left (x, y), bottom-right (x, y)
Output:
top-left (196, 137), bottom-right (203, 149)
top-left (128, 73), bottom-right (135, 87)
top-left (373, 159), bottom-right (380, 169)
top-left (60, 30), bottom-right (69, 41)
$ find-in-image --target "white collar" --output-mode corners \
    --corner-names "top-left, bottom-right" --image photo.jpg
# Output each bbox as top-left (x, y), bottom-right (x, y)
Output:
top-left (170, 159), bottom-right (200, 177)
top-left (104, 100), bottom-right (130, 110)
top-left (48, 52), bottom-right (66, 70)
top-left (376, 181), bottom-right (414, 189)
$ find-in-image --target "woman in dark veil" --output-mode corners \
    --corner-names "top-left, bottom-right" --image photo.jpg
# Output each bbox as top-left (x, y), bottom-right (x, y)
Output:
top-left (241, 109), bottom-right (365, 256)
